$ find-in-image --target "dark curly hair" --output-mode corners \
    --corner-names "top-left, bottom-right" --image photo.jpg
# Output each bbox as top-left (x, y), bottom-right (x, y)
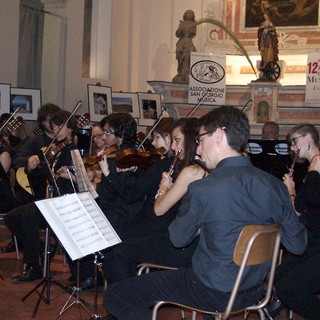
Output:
top-left (37, 103), bottom-right (61, 128)
top-left (100, 113), bottom-right (137, 147)
top-left (50, 110), bottom-right (77, 133)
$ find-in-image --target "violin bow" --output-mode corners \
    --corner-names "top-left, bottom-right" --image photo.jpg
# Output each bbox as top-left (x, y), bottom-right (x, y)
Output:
top-left (0, 107), bottom-right (21, 132)
top-left (137, 107), bottom-right (167, 150)
top-left (186, 88), bottom-right (211, 118)
top-left (43, 100), bottom-right (82, 154)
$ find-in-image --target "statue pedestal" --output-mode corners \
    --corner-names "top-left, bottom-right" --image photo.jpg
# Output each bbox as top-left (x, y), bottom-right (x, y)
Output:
top-left (248, 81), bottom-right (282, 124)
top-left (147, 80), bottom-right (320, 138)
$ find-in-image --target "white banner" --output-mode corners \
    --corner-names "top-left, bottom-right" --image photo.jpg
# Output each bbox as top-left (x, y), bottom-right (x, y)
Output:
top-left (305, 53), bottom-right (320, 106)
top-left (188, 52), bottom-right (226, 105)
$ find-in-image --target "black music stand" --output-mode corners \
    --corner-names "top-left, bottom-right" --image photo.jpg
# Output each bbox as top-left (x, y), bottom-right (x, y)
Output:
top-left (21, 187), bottom-right (69, 318)
top-left (35, 192), bottom-right (121, 320)
top-left (55, 259), bottom-right (91, 319)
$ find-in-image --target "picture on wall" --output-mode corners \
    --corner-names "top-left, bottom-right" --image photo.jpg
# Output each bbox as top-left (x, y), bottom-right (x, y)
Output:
top-left (137, 92), bottom-right (162, 126)
top-left (10, 88), bottom-right (41, 120)
top-left (0, 83), bottom-right (11, 114)
top-left (88, 84), bottom-right (112, 122)
top-left (244, 0), bottom-right (319, 28)
top-left (111, 92), bottom-right (140, 118)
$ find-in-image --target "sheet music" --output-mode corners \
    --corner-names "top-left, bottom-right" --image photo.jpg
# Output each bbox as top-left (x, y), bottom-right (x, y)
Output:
top-left (35, 192), bottom-right (121, 261)
top-left (71, 149), bottom-right (98, 199)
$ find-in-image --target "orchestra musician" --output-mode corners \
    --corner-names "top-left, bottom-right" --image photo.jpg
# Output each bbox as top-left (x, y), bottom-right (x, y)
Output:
top-left (268, 124), bottom-right (320, 320)
top-left (0, 113), bottom-right (22, 154)
top-left (105, 106), bottom-right (307, 320)
top-left (5, 110), bottom-right (78, 283)
top-left (101, 117), bottom-right (206, 286)
top-left (12, 103), bottom-right (61, 206)
top-left (67, 112), bottom-right (145, 291)
top-left (95, 112), bottom-right (146, 225)
top-left (86, 123), bottom-right (109, 188)
top-left (98, 117), bottom-right (175, 241)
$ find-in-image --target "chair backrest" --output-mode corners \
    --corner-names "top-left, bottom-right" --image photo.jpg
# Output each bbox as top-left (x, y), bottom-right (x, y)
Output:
top-left (223, 224), bottom-right (281, 319)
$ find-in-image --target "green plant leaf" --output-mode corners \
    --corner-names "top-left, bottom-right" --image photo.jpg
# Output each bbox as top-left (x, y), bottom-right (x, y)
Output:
top-left (197, 18), bottom-right (258, 78)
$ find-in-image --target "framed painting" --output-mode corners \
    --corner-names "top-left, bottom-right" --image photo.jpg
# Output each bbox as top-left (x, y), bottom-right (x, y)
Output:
top-left (88, 84), bottom-right (112, 122)
top-left (111, 92), bottom-right (140, 119)
top-left (244, 0), bottom-right (319, 29)
top-left (0, 83), bottom-right (11, 114)
top-left (137, 92), bottom-right (161, 126)
top-left (10, 88), bottom-right (41, 120)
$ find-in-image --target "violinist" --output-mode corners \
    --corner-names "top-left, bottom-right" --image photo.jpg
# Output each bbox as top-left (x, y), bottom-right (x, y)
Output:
top-left (5, 110), bottom-right (78, 284)
top-left (99, 117), bottom-right (175, 241)
top-left (102, 118), bottom-right (205, 286)
top-left (85, 123), bottom-right (108, 186)
top-left (66, 113), bottom-right (142, 291)
top-left (95, 112), bottom-right (145, 225)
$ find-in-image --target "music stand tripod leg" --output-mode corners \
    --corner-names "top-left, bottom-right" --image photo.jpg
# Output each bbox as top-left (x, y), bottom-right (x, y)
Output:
top-left (56, 259), bottom-right (90, 319)
top-left (90, 251), bottom-right (104, 320)
top-left (21, 226), bottom-right (69, 318)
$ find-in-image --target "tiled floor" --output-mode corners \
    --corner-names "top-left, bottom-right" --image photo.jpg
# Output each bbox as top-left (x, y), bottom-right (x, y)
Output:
top-left (0, 219), bottom-right (305, 320)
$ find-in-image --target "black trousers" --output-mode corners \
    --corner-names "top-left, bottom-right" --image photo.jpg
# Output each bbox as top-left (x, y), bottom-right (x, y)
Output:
top-left (102, 232), bottom-right (198, 285)
top-left (5, 202), bottom-right (95, 281)
top-left (274, 246), bottom-right (320, 320)
top-left (105, 267), bottom-right (264, 320)
top-left (5, 203), bottom-right (43, 265)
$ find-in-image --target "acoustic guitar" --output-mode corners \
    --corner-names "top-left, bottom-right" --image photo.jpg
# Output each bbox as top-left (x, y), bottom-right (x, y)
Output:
top-left (16, 114), bottom-right (90, 195)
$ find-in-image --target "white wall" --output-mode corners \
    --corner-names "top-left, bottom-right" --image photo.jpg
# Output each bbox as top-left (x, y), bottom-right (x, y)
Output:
top-left (0, 1), bottom-right (19, 87)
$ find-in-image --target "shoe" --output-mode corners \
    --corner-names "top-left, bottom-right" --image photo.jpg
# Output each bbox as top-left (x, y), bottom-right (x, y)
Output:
top-left (264, 300), bottom-right (285, 319)
top-left (67, 274), bottom-right (104, 292)
top-left (0, 241), bottom-right (16, 253)
top-left (11, 266), bottom-right (43, 284)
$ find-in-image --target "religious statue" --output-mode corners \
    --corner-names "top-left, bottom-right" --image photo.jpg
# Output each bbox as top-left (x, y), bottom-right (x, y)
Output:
top-left (257, 9), bottom-right (279, 79)
top-left (172, 10), bottom-right (197, 84)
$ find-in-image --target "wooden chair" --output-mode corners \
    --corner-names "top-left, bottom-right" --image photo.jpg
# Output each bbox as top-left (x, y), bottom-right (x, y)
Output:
top-left (139, 224), bottom-right (281, 320)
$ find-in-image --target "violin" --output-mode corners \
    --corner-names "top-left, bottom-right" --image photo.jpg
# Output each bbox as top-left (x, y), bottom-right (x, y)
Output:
top-left (115, 147), bottom-right (166, 170)
top-left (44, 138), bottom-right (71, 160)
top-left (83, 145), bottom-right (166, 171)
top-left (82, 145), bottom-right (119, 168)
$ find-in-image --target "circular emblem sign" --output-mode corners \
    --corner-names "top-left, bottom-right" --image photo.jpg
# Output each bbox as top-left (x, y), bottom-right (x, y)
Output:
top-left (190, 60), bottom-right (225, 84)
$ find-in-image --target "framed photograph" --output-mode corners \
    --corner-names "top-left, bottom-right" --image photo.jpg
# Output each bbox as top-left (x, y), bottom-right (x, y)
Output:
top-left (0, 83), bottom-right (11, 114)
top-left (137, 92), bottom-right (161, 126)
top-left (111, 92), bottom-right (140, 118)
top-left (87, 84), bottom-right (112, 122)
top-left (10, 88), bottom-right (41, 120)
top-left (244, 0), bottom-right (319, 29)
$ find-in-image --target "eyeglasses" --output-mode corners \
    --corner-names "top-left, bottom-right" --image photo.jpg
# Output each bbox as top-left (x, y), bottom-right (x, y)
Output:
top-left (290, 135), bottom-right (303, 146)
top-left (195, 132), bottom-right (210, 145)
top-left (103, 130), bottom-right (115, 136)
top-left (195, 127), bottom-right (226, 145)
top-left (93, 133), bottom-right (105, 140)
top-left (51, 124), bottom-right (62, 130)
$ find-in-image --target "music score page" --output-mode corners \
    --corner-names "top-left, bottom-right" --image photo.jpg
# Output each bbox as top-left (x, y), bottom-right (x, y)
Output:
top-left (35, 192), bottom-right (121, 261)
